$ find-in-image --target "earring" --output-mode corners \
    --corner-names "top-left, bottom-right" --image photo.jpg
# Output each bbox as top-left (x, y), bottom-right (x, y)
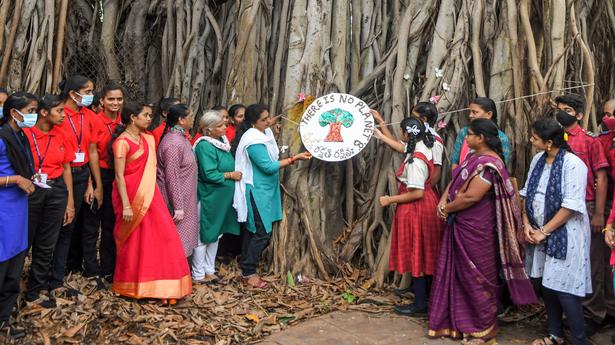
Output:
top-left (547, 144), bottom-right (552, 152)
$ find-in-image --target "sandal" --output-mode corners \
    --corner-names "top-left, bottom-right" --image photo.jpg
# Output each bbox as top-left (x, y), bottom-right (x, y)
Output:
top-left (241, 275), bottom-right (268, 289)
top-left (531, 335), bottom-right (564, 345)
top-left (204, 274), bottom-right (220, 285)
top-left (161, 298), bottom-right (177, 306)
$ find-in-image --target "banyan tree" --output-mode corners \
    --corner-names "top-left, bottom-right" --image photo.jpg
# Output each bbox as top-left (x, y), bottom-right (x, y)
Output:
top-left (1, 0), bottom-right (614, 286)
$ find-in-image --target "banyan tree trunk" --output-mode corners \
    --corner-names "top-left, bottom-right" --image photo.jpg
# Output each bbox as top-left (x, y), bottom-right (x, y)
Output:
top-left (1, 0), bottom-right (614, 285)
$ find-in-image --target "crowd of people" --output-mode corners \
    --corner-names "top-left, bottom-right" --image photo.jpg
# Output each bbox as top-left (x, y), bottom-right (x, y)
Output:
top-left (0, 76), bottom-right (311, 340)
top-left (374, 95), bottom-right (615, 345)
top-left (1, 75), bottom-right (615, 345)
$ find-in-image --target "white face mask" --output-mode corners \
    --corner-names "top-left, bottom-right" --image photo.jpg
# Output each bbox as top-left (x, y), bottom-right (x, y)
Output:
top-left (13, 110), bottom-right (38, 128)
top-left (73, 92), bottom-right (94, 107)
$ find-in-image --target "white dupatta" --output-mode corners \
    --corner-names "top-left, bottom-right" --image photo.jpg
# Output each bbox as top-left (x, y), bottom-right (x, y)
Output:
top-left (232, 128), bottom-right (279, 222)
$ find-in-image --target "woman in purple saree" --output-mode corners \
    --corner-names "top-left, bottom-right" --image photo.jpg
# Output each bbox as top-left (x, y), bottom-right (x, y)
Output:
top-left (428, 119), bottom-right (537, 344)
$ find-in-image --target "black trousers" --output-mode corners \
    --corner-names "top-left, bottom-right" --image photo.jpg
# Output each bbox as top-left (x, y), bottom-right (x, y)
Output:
top-left (0, 250), bottom-right (27, 323)
top-left (26, 179), bottom-right (68, 300)
top-left (50, 166), bottom-right (89, 290)
top-left (543, 286), bottom-right (586, 345)
top-left (240, 194), bottom-right (271, 277)
top-left (98, 169), bottom-right (116, 277)
top-left (67, 169), bottom-right (114, 277)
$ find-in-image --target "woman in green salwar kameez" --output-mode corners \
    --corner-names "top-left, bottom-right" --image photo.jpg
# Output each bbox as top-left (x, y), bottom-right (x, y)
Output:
top-left (192, 110), bottom-right (242, 283)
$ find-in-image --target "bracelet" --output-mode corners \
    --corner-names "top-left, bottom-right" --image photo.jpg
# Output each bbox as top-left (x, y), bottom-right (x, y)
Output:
top-left (66, 207), bottom-right (75, 211)
top-left (4, 176), bottom-right (9, 187)
top-left (539, 227), bottom-right (551, 237)
top-left (602, 227), bottom-right (614, 234)
top-left (289, 156), bottom-right (295, 165)
top-left (124, 206), bottom-right (132, 209)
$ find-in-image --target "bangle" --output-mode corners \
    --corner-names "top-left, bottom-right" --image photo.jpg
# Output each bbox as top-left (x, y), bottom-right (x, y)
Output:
top-left (4, 176), bottom-right (9, 187)
top-left (289, 156), bottom-right (295, 165)
top-left (602, 227), bottom-right (614, 234)
top-left (124, 206), bottom-right (132, 210)
top-left (539, 227), bottom-right (550, 237)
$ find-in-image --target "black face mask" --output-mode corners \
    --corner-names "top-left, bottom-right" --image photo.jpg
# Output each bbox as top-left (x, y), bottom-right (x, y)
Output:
top-left (556, 111), bottom-right (578, 127)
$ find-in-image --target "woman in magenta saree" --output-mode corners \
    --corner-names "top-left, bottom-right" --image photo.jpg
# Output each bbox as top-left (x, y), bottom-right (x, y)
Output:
top-left (428, 119), bottom-right (536, 344)
top-left (110, 102), bottom-right (191, 302)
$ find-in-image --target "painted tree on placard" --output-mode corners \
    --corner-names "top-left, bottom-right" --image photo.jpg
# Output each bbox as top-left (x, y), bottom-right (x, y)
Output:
top-left (1, 0), bottom-right (614, 286)
top-left (320, 108), bottom-right (354, 142)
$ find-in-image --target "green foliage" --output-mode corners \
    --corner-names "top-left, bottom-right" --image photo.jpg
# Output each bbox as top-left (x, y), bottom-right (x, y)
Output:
top-left (286, 271), bottom-right (296, 287)
top-left (342, 290), bottom-right (358, 304)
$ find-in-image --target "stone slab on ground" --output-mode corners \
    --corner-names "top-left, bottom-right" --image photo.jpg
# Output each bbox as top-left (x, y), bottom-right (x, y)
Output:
top-left (258, 311), bottom-right (614, 345)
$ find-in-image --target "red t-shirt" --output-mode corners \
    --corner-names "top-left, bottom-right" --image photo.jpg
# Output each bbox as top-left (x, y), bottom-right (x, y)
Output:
top-left (57, 106), bottom-right (98, 167)
top-left (191, 132), bottom-right (202, 145)
top-left (566, 124), bottom-right (609, 201)
top-left (93, 112), bottom-right (122, 169)
top-left (226, 125), bottom-right (237, 143)
top-left (22, 126), bottom-right (74, 179)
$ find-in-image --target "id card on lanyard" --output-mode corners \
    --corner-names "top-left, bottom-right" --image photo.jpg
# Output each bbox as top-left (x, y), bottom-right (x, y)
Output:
top-left (68, 113), bottom-right (85, 163)
top-left (31, 132), bottom-right (52, 185)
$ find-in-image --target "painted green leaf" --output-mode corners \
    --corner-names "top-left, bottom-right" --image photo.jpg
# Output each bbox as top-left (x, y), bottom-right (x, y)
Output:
top-left (338, 110), bottom-right (354, 128)
top-left (319, 111), bottom-right (337, 127)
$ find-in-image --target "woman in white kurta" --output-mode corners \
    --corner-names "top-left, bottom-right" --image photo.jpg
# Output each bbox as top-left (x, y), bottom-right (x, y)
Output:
top-left (521, 117), bottom-right (590, 345)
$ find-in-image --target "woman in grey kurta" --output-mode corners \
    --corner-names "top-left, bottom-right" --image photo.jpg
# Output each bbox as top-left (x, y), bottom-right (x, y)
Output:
top-left (521, 117), bottom-right (590, 345)
top-left (156, 104), bottom-right (199, 258)
top-left (232, 104), bottom-right (311, 288)
top-left (192, 110), bottom-right (241, 282)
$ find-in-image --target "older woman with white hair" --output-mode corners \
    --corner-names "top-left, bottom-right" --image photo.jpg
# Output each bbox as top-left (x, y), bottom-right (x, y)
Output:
top-left (192, 110), bottom-right (242, 283)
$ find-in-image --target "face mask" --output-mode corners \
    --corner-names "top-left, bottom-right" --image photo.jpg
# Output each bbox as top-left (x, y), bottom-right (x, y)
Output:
top-left (556, 111), bottom-right (577, 127)
top-left (74, 92), bottom-right (94, 107)
top-left (0, 107), bottom-right (3, 119)
top-left (13, 110), bottom-right (38, 128)
top-left (602, 116), bottom-right (615, 131)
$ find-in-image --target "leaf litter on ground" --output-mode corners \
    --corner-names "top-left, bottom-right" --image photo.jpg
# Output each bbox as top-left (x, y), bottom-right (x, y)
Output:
top-left (11, 262), bottom-right (400, 344)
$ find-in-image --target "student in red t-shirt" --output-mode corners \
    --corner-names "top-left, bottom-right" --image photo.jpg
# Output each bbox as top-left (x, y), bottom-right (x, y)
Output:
top-left (78, 81), bottom-right (124, 284)
top-left (23, 95), bottom-right (75, 307)
top-left (555, 94), bottom-right (613, 333)
top-left (151, 97), bottom-right (180, 148)
top-left (225, 104), bottom-right (245, 143)
top-left (52, 75), bottom-right (102, 297)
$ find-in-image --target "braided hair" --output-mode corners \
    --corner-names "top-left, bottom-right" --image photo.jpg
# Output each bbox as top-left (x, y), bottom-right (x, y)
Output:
top-left (399, 117), bottom-right (434, 163)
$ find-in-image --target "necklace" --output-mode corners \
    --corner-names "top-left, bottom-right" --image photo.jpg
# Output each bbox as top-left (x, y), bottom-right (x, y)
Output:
top-left (125, 128), bottom-right (141, 143)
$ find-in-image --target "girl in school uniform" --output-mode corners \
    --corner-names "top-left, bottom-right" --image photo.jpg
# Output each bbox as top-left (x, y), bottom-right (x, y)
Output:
top-left (52, 75), bottom-right (101, 296)
top-left (23, 95), bottom-right (75, 307)
top-left (374, 116), bottom-right (444, 316)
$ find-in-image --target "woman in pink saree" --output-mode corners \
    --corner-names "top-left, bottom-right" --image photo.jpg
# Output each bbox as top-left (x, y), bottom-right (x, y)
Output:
top-left (109, 102), bottom-right (192, 304)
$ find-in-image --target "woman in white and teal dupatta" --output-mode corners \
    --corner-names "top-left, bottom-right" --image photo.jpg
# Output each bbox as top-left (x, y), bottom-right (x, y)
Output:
top-left (231, 104), bottom-right (311, 289)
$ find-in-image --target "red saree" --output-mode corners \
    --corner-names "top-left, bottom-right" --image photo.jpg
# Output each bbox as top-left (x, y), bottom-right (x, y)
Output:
top-left (112, 134), bottom-right (192, 299)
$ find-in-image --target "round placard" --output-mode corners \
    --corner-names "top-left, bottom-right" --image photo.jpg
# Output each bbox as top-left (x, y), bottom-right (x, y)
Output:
top-left (299, 93), bottom-right (374, 162)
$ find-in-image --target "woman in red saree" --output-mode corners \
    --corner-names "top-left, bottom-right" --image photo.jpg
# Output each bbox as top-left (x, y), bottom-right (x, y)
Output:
top-left (109, 102), bottom-right (191, 303)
